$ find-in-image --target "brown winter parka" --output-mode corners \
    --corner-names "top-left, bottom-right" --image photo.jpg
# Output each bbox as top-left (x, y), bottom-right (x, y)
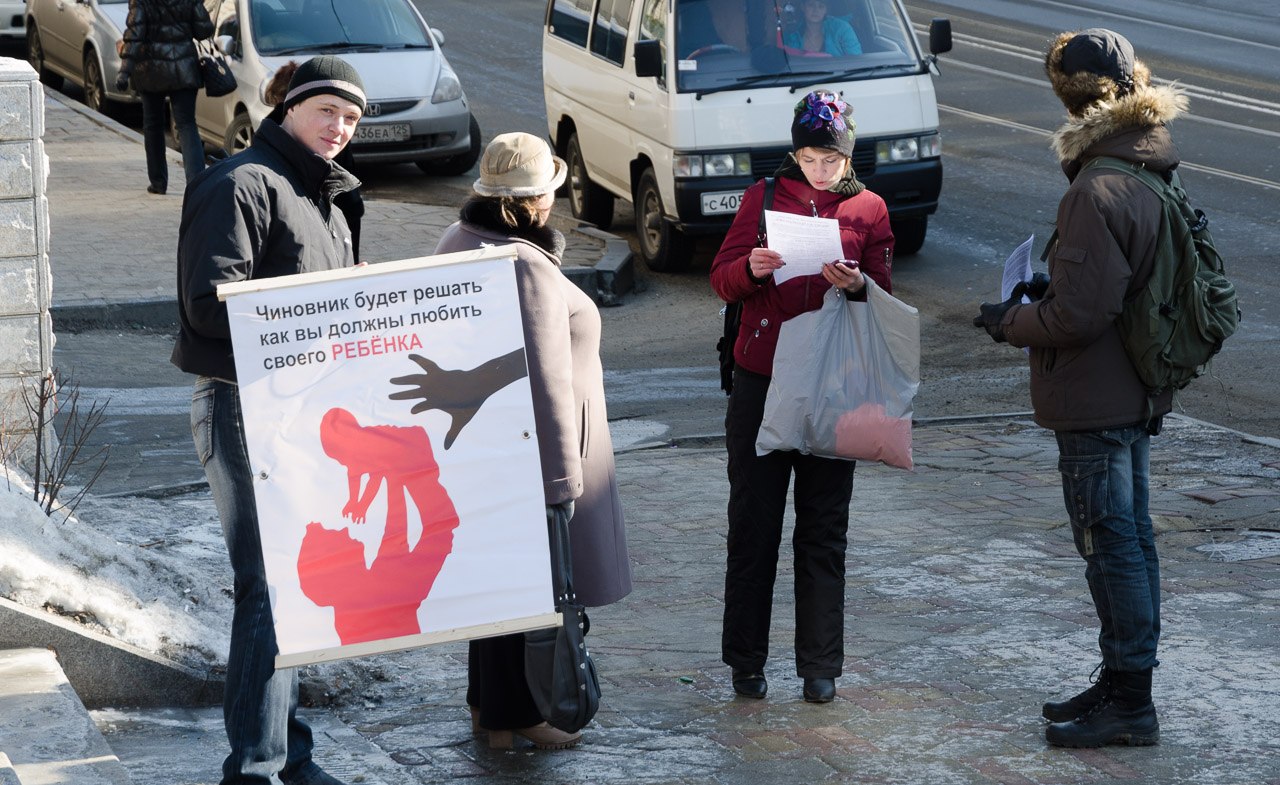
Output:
top-left (1001, 83), bottom-right (1186, 432)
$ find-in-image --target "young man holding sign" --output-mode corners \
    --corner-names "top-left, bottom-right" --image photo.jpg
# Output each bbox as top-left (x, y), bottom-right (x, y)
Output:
top-left (171, 55), bottom-right (364, 785)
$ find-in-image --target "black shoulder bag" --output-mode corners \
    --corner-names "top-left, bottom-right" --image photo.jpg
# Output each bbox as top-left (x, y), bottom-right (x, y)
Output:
top-left (716, 177), bottom-right (775, 395)
top-left (523, 503), bottom-right (601, 733)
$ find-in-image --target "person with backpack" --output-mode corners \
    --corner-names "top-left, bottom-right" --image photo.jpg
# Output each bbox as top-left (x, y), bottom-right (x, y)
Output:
top-left (710, 90), bottom-right (893, 704)
top-left (972, 29), bottom-right (1188, 748)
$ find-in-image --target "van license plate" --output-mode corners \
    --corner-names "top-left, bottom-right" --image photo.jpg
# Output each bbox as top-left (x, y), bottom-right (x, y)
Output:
top-left (701, 190), bottom-right (743, 215)
top-left (355, 123), bottom-right (410, 144)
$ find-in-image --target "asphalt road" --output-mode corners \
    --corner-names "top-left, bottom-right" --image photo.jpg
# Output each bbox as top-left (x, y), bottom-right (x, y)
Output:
top-left (9, 0), bottom-right (1278, 502)
top-left (401, 0), bottom-right (1280, 440)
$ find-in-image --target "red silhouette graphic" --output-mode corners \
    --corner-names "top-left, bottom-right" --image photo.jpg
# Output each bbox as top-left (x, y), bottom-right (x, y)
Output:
top-left (298, 407), bottom-right (460, 645)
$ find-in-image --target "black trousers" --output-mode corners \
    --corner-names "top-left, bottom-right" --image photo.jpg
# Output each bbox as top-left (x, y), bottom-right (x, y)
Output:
top-left (467, 634), bottom-right (543, 730)
top-left (722, 368), bottom-right (854, 678)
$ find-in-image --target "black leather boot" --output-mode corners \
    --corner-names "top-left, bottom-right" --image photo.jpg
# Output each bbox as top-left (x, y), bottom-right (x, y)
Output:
top-left (1042, 665), bottom-right (1110, 722)
top-left (1045, 669), bottom-right (1159, 748)
top-left (732, 668), bottom-right (767, 699)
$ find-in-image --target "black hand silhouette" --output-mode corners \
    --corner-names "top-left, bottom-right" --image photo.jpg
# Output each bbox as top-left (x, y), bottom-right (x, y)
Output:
top-left (388, 349), bottom-right (528, 448)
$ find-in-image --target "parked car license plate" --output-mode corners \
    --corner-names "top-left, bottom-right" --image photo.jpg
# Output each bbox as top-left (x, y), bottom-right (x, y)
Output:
top-left (701, 190), bottom-right (743, 215)
top-left (355, 123), bottom-right (411, 144)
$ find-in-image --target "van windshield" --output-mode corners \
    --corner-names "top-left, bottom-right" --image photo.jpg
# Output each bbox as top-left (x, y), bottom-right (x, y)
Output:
top-left (675, 0), bottom-right (920, 95)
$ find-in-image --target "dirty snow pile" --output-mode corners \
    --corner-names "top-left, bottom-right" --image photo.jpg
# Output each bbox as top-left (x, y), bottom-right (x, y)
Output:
top-left (0, 465), bottom-right (230, 668)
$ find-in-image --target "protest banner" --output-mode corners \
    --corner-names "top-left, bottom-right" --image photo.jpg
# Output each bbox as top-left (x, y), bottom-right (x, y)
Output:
top-left (219, 246), bottom-right (557, 668)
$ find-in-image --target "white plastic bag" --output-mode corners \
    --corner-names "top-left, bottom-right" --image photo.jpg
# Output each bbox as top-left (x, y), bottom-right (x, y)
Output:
top-left (755, 280), bottom-right (920, 469)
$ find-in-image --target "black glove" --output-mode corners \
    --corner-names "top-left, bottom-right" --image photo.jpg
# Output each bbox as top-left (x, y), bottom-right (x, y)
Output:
top-left (972, 297), bottom-right (1018, 343)
top-left (1011, 272), bottom-right (1050, 302)
top-left (114, 73), bottom-right (130, 92)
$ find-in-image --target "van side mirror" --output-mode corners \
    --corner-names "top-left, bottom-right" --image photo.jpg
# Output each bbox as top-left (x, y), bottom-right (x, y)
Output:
top-left (928, 18), bottom-right (953, 56)
top-left (634, 39), bottom-right (663, 79)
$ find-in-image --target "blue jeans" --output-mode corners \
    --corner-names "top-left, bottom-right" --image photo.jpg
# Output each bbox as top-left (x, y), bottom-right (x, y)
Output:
top-left (191, 377), bottom-right (317, 785)
top-left (1055, 426), bottom-right (1161, 673)
top-left (141, 88), bottom-right (204, 191)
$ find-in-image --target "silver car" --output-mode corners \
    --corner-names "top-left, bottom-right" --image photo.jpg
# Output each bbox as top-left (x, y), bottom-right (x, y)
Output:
top-left (25, 0), bottom-right (137, 112)
top-left (1, 1), bottom-right (25, 41)
top-left (198, 0), bottom-right (480, 175)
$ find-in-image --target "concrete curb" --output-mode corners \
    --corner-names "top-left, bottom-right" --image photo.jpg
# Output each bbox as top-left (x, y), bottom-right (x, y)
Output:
top-left (0, 597), bottom-right (222, 709)
top-left (0, 648), bottom-right (133, 784)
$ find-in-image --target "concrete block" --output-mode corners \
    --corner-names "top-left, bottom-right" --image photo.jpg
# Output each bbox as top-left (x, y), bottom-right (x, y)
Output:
top-left (0, 597), bottom-right (224, 709)
top-left (0, 141), bottom-right (34, 199)
top-left (0, 257), bottom-right (39, 314)
top-left (0, 200), bottom-right (37, 259)
top-left (0, 648), bottom-right (132, 784)
top-left (0, 82), bottom-right (34, 144)
top-left (0, 315), bottom-right (40, 372)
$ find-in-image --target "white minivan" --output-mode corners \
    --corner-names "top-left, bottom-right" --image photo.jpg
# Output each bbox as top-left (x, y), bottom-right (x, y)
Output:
top-left (542, 0), bottom-right (951, 271)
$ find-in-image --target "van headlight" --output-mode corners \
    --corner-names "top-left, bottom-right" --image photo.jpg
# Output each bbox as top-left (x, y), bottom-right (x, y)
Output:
top-left (875, 133), bottom-right (941, 163)
top-left (674, 152), bottom-right (751, 178)
top-left (432, 66), bottom-right (463, 104)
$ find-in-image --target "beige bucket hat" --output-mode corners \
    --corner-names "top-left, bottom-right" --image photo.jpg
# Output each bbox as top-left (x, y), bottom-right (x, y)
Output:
top-left (472, 132), bottom-right (568, 198)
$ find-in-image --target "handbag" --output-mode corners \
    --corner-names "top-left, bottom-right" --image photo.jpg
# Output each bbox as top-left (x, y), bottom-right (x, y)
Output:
top-left (197, 39), bottom-right (237, 98)
top-left (523, 503), bottom-right (601, 734)
top-left (755, 279), bottom-right (920, 469)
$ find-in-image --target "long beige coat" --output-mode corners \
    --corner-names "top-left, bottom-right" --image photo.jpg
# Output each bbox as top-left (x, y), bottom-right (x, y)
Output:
top-left (434, 220), bottom-right (632, 607)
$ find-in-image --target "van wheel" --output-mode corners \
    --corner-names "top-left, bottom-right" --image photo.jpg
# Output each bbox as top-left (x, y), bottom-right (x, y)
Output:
top-left (566, 132), bottom-right (613, 229)
top-left (891, 216), bottom-right (927, 256)
top-left (635, 168), bottom-right (693, 272)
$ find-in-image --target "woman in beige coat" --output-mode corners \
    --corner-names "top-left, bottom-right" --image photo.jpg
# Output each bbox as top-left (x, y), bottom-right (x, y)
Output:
top-left (433, 132), bottom-right (631, 750)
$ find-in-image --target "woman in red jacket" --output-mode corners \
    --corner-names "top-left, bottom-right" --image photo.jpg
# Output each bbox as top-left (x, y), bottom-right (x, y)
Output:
top-left (709, 90), bottom-right (893, 704)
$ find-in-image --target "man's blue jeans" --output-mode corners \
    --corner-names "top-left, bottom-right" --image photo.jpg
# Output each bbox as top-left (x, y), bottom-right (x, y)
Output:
top-left (192, 377), bottom-right (317, 785)
top-left (1055, 426), bottom-right (1160, 673)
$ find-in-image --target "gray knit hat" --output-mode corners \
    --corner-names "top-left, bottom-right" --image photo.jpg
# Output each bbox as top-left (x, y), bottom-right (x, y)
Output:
top-left (283, 55), bottom-right (367, 112)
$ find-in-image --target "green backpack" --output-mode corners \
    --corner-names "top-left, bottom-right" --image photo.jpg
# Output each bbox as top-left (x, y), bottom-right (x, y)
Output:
top-left (1070, 156), bottom-right (1240, 399)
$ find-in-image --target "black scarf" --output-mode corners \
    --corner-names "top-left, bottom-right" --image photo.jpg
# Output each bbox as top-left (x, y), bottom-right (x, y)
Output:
top-left (459, 198), bottom-right (566, 258)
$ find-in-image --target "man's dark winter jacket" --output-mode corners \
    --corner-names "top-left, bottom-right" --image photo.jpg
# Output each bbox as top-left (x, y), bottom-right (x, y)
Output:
top-left (120, 0), bottom-right (214, 93)
top-left (171, 119), bottom-right (361, 381)
top-left (1002, 83), bottom-right (1186, 431)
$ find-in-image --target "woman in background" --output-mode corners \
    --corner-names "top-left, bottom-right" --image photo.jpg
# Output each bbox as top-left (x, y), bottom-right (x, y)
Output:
top-left (116, 0), bottom-right (215, 194)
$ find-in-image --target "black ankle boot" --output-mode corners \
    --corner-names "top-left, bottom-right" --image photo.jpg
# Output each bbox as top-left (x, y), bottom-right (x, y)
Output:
top-left (1042, 665), bottom-right (1111, 722)
top-left (1045, 669), bottom-right (1159, 748)
top-left (802, 677), bottom-right (835, 703)
top-left (732, 668), bottom-right (767, 699)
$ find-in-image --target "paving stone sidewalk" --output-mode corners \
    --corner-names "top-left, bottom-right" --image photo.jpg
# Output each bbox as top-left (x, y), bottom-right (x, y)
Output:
top-left (98, 415), bottom-right (1280, 785)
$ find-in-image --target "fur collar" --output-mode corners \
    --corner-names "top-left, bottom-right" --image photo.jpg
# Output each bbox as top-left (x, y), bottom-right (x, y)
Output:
top-left (1050, 83), bottom-right (1187, 163)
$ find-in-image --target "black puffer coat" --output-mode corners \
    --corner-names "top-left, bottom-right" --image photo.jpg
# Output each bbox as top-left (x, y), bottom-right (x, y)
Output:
top-left (120, 0), bottom-right (215, 93)
top-left (171, 119), bottom-right (361, 381)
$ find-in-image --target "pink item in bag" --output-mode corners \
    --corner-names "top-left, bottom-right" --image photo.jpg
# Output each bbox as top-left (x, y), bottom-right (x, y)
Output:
top-left (834, 402), bottom-right (913, 469)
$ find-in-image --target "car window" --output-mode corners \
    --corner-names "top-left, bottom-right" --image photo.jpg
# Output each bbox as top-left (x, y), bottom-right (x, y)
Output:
top-left (251, 0), bottom-right (432, 55)
top-left (548, 0), bottom-right (593, 49)
top-left (589, 0), bottom-right (633, 66)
